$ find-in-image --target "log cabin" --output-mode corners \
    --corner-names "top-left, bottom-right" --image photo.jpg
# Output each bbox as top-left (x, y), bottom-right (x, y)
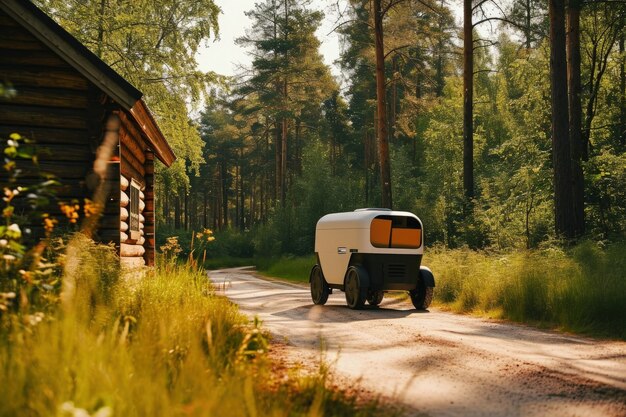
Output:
top-left (0, 0), bottom-right (176, 268)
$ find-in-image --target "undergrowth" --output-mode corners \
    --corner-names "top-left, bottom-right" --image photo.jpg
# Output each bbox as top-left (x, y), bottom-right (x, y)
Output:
top-left (426, 241), bottom-right (626, 339)
top-left (255, 256), bottom-right (317, 283)
top-left (0, 236), bottom-right (392, 417)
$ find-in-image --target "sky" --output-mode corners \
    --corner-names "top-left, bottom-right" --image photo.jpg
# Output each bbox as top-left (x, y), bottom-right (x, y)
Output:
top-left (196, 0), bottom-right (345, 79)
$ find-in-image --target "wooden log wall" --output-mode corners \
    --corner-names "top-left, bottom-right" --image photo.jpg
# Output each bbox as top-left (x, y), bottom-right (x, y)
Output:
top-left (120, 173), bottom-right (145, 268)
top-left (0, 9), bottom-right (120, 249)
top-left (119, 113), bottom-right (150, 268)
top-left (144, 150), bottom-right (156, 266)
top-left (1, 10), bottom-right (93, 197)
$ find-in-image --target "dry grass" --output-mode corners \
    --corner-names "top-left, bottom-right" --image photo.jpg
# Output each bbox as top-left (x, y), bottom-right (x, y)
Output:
top-left (425, 241), bottom-right (626, 339)
top-left (0, 238), bottom-right (393, 417)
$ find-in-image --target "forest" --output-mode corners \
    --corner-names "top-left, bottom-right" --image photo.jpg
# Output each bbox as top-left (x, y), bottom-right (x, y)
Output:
top-left (35, 0), bottom-right (626, 257)
top-left (2, 2), bottom-right (625, 416)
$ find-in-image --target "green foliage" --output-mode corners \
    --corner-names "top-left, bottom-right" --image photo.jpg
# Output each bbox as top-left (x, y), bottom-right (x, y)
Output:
top-left (260, 140), bottom-right (363, 256)
top-left (0, 133), bottom-right (63, 317)
top-left (586, 151), bottom-right (626, 238)
top-left (158, 227), bottom-right (254, 261)
top-left (0, 81), bottom-right (16, 99)
top-left (426, 241), bottom-right (626, 339)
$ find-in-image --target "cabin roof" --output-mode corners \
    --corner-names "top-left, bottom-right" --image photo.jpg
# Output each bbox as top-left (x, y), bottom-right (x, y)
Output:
top-left (0, 0), bottom-right (176, 167)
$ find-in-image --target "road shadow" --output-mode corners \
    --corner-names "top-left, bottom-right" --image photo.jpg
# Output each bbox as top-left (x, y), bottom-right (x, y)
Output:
top-left (441, 325), bottom-right (594, 346)
top-left (272, 303), bottom-right (426, 323)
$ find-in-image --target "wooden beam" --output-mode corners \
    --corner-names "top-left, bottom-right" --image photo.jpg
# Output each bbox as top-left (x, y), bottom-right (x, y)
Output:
top-left (128, 101), bottom-right (175, 167)
top-left (0, 47), bottom-right (69, 67)
top-left (0, 104), bottom-right (88, 129)
top-left (0, 87), bottom-right (88, 109)
top-left (119, 127), bottom-right (146, 164)
top-left (14, 160), bottom-right (88, 179)
top-left (121, 257), bottom-right (145, 269)
top-left (120, 190), bottom-right (129, 207)
top-left (0, 13), bottom-right (19, 26)
top-left (120, 243), bottom-right (145, 257)
top-left (120, 175), bottom-right (129, 191)
top-left (36, 144), bottom-right (91, 162)
top-left (120, 207), bottom-right (128, 221)
top-left (118, 112), bottom-right (146, 151)
top-left (0, 126), bottom-right (88, 145)
top-left (0, 37), bottom-right (43, 50)
top-left (120, 154), bottom-right (145, 183)
top-left (0, 66), bottom-right (88, 90)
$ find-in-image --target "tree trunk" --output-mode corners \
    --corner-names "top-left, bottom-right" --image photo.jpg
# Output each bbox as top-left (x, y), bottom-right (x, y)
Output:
top-left (275, 121), bottom-right (281, 202)
top-left (525, 0), bottom-right (532, 49)
top-left (618, 21), bottom-right (626, 147)
top-left (184, 191), bottom-right (189, 231)
top-left (213, 192), bottom-right (218, 230)
top-left (96, 0), bottom-right (106, 58)
top-left (235, 161), bottom-right (240, 230)
top-left (434, 0), bottom-right (446, 97)
top-left (549, 0), bottom-right (574, 239)
top-left (174, 195), bottom-right (181, 229)
top-left (330, 125), bottom-right (336, 176)
top-left (281, 115), bottom-right (288, 206)
top-left (373, 0), bottom-right (392, 209)
top-left (220, 161), bottom-right (228, 229)
top-left (390, 55), bottom-right (398, 144)
top-left (163, 192), bottom-right (170, 227)
top-left (463, 0), bottom-right (474, 201)
top-left (295, 117), bottom-right (302, 175)
top-left (364, 131), bottom-right (370, 205)
top-left (582, 26), bottom-right (617, 161)
top-left (239, 147), bottom-right (245, 231)
top-left (203, 189), bottom-right (208, 229)
top-left (566, 1), bottom-right (585, 237)
top-left (280, 0), bottom-right (289, 207)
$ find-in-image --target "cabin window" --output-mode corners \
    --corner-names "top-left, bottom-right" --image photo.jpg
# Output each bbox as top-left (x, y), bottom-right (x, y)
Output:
top-left (370, 215), bottom-right (421, 249)
top-left (129, 179), bottom-right (141, 240)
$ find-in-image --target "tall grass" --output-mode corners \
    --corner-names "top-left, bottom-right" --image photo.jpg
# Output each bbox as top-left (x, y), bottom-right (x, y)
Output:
top-left (0, 238), bottom-right (391, 417)
top-left (426, 241), bottom-right (626, 339)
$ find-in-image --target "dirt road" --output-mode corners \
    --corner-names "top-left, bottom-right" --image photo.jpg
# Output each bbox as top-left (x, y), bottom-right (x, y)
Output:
top-left (209, 268), bottom-right (626, 417)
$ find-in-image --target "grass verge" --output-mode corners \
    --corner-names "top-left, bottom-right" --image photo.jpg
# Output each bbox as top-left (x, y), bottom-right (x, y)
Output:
top-left (426, 241), bottom-right (626, 339)
top-left (0, 241), bottom-right (394, 417)
top-left (255, 255), bottom-right (316, 283)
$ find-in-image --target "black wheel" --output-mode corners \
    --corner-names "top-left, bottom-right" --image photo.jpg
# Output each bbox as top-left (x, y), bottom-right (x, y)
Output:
top-left (344, 266), bottom-right (369, 309)
top-left (366, 290), bottom-right (384, 306)
top-left (310, 265), bottom-right (329, 305)
top-left (410, 280), bottom-right (434, 310)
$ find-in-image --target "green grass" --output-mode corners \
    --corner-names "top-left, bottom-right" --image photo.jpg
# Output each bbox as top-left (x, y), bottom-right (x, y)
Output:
top-left (256, 256), bottom-right (316, 283)
top-left (425, 241), bottom-right (626, 339)
top-left (203, 256), bottom-right (255, 270)
top-left (201, 255), bottom-right (315, 283)
top-left (0, 239), bottom-right (394, 417)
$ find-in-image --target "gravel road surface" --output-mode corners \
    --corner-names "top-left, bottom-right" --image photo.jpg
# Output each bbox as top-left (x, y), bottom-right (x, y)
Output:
top-left (209, 267), bottom-right (626, 417)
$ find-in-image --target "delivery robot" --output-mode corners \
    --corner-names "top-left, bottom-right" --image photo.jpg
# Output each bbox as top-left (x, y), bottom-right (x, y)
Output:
top-left (310, 208), bottom-right (435, 310)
